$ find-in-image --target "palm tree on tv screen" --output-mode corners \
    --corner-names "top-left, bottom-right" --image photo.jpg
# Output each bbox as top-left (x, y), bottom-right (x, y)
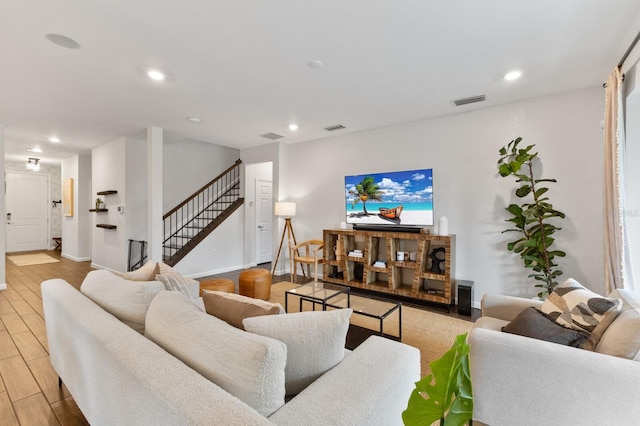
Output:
top-left (349, 176), bottom-right (383, 215)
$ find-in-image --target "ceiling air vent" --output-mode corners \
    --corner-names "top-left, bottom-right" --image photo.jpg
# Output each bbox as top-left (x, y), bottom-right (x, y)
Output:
top-left (259, 132), bottom-right (284, 140)
top-left (324, 124), bottom-right (346, 131)
top-left (452, 95), bottom-right (486, 107)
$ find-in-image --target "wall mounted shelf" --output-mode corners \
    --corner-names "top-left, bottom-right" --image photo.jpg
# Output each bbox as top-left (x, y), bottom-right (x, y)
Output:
top-left (94, 190), bottom-right (118, 228)
top-left (96, 224), bottom-right (117, 229)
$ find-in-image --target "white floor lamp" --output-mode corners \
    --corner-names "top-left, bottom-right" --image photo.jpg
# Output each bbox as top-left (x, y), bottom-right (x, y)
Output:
top-left (272, 202), bottom-right (300, 275)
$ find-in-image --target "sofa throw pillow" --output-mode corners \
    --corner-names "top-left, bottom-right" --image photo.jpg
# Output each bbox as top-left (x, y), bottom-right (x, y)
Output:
top-left (145, 291), bottom-right (286, 417)
top-left (540, 278), bottom-right (622, 351)
top-left (202, 290), bottom-right (284, 330)
top-left (80, 269), bottom-right (164, 333)
top-left (502, 307), bottom-right (590, 347)
top-left (243, 308), bottom-right (352, 395)
top-left (124, 260), bottom-right (159, 281)
top-left (155, 273), bottom-right (193, 300)
top-left (596, 289), bottom-right (640, 360)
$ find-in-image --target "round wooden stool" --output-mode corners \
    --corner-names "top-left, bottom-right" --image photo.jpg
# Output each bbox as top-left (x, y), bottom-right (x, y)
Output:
top-left (238, 269), bottom-right (272, 300)
top-left (199, 278), bottom-right (235, 297)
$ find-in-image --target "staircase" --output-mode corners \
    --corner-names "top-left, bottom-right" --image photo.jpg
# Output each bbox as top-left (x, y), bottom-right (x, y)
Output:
top-left (163, 159), bottom-right (244, 266)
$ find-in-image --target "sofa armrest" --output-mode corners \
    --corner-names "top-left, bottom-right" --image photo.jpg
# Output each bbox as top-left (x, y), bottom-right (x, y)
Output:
top-left (268, 336), bottom-right (420, 426)
top-left (480, 293), bottom-right (543, 321)
top-left (469, 327), bottom-right (640, 426)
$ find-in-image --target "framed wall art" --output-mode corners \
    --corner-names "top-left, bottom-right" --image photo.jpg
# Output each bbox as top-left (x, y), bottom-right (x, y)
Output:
top-left (63, 178), bottom-right (74, 217)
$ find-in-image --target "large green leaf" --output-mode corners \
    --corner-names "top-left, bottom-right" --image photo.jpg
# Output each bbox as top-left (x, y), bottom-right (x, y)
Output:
top-left (403, 334), bottom-right (473, 426)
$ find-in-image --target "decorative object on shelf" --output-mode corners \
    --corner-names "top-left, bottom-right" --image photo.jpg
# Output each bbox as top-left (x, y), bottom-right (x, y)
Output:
top-left (397, 251), bottom-right (405, 261)
top-left (348, 249), bottom-right (363, 258)
top-left (373, 260), bottom-right (386, 268)
top-left (63, 178), bottom-right (73, 217)
top-left (402, 333), bottom-right (473, 426)
top-left (334, 235), bottom-right (345, 260)
top-left (95, 197), bottom-right (104, 210)
top-left (438, 216), bottom-right (449, 236)
top-left (498, 137), bottom-right (566, 298)
top-left (429, 247), bottom-right (446, 273)
top-left (272, 202), bottom-right (299, 275)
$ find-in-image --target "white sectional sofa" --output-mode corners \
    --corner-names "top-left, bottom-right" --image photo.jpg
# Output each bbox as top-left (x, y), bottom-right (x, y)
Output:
top-left (469, 288), bottom-right (640, 426)
top-left (42, 272), bottom-right (420, 426)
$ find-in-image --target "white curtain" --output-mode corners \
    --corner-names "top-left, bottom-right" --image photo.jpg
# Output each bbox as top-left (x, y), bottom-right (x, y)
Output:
top-left (603, 67), bottom-right (632, 293)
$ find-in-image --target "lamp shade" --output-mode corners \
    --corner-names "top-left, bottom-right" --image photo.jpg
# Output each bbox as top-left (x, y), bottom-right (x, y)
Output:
top-left (274, 201), bottom-right (296, 217)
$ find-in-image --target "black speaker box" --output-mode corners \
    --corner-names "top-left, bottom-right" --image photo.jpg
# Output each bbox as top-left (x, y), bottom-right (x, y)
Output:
top-left (457, 280), bottom-right (474, 316)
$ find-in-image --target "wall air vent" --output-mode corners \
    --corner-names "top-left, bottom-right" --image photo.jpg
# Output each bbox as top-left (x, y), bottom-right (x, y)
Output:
top-left (259, 132), bottom-right (284, 140)
top-left (452, 95), bottom-right (486, 106)
top-left (324, 124), bottom-right (346, 131)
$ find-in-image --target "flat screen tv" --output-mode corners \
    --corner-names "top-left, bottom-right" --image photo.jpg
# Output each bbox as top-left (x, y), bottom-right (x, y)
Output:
top-left (344, 168), bottom-right (433, 230)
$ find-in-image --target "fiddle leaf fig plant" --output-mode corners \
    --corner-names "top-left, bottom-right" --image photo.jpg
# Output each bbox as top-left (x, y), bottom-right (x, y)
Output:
top-left (497, 137), bottom-right (566, 298)
top-left (402, 333), bottom-right (473, 426)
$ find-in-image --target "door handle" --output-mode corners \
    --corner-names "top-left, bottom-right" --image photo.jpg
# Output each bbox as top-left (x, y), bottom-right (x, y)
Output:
top-left (258, 225), bottom-right (264, 229)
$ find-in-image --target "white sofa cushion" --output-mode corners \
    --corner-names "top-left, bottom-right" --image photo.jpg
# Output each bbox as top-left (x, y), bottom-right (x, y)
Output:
top-left (145, 291), bottom-right (287, 417)
top-left (597, 289), bottom-right (640, 360)
top-left (80, 269), bottom-right (164, 334)
top-left (243, 308), bottom-right (352, 395)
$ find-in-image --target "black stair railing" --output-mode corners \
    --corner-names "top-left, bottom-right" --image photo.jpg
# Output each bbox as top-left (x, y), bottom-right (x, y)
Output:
top-left (163, 159), bottom-right (243, 265)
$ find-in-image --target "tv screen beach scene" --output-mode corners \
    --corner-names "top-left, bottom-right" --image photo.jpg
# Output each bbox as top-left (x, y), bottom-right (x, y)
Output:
top-left (344, 168), bottom-right (433, 226)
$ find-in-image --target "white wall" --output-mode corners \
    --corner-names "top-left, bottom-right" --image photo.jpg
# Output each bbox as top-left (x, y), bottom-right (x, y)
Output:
top-left (125, 138), bottom-right (148, 242)
top-left (61, 155), bottom-right (92, 261)
top-left (282, 88), bottom-right (606, 304)
top-left (92, 137), bottom-right (127, 272)
top-left (163, 139), bottom-right (239, 212)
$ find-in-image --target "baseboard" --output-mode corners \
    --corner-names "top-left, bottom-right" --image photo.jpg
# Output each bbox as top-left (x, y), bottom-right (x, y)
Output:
top-left (185, 264), bottom-right (247, 279)
top-left (90, 263), bottom-right (121, 275)
top-left (61, 253), bottom-right (91, 262)
top-left (0, 283), bottom-right (7, 291)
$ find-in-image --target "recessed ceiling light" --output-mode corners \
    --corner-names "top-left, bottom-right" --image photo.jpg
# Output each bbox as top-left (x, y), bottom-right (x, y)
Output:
top-left (45, 34), bottom-right (81, 49)
top-left (288, 124), bottom-right (299, 131)
top-left (147, 69), bottom-right (166, 81)
top-left (48, 136), bottom-right (60, 143)
top-left (308, 59), bottom-right (324, 69)
top-left (186, 117), bottom-right (201, 123)
top-left (26, 147), bottom-right (43, 153)
top-left (503, 70), bottom-right (522, 81)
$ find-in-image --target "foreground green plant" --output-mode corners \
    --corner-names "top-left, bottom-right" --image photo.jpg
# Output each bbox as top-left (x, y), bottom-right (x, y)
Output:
top-left (497, 137), bottom-right (566, 298)
top-left (402, 333), bottom-right (472, 426)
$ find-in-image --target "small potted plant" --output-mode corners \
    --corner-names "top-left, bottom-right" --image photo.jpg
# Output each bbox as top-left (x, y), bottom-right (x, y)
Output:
top-left (95, 198), bottom-right (104, 210)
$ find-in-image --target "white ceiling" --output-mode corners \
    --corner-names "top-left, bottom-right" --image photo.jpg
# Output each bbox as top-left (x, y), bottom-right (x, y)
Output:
top-left (1, 1), bottom-right (640, 165)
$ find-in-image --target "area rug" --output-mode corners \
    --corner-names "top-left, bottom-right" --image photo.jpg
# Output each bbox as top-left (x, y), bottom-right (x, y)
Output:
top-left (269, 282), bottom-right (473, 378)
top-left (8, 253), bottom-right (60, 266)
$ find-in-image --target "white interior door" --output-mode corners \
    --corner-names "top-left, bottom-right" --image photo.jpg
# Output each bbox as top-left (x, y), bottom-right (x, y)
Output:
top-left (6, 172), bottom-right (49, 252)
top-left (256, 178), bottom-right (273, 264)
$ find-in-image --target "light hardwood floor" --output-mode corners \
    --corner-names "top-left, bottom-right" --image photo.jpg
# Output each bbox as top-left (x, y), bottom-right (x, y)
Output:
top-left (1, 251), bottom-right (478, 425)
top-left (2, 250), bottom-right (92, 425)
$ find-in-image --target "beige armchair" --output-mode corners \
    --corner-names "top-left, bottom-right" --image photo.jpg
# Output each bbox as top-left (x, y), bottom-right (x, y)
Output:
top-left (290, 240), bottom-right (323, 283)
